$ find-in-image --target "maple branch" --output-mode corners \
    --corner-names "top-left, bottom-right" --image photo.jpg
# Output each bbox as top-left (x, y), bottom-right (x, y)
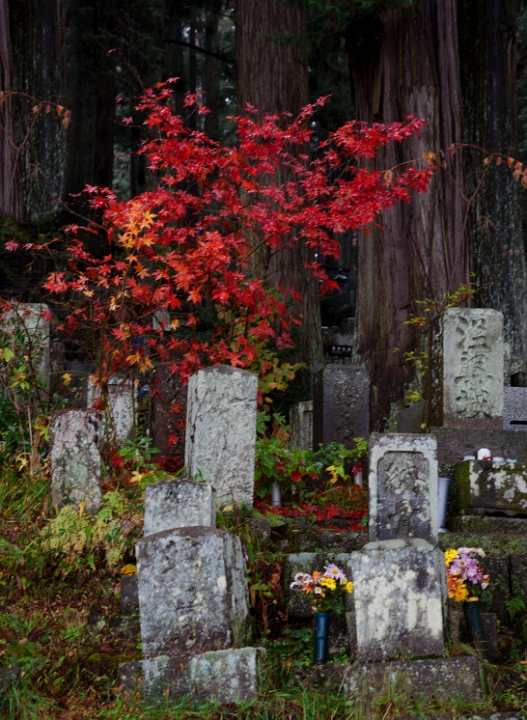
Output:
top-left (164, 39), bottom-right (234, 65)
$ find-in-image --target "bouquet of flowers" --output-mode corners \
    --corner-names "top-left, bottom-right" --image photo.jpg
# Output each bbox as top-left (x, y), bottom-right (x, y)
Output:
top-left (290, 563), bottom-right (353, 612)
top-left (445, 547), bottom-right (490, 602)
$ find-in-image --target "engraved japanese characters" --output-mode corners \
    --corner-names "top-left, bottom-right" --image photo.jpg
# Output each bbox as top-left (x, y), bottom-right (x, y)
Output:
top-left (313, 366), bottom-right (369, 449)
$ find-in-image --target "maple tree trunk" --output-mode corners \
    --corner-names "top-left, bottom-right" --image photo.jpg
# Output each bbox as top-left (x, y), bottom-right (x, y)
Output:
top-left (7, 0), bottom-right (66, 220)
top-left (236, 0), bottom-right (324, 378)
top-left (0, 0), bottom-right (21, 219)
top-left (348, 1), bottom-right (470, 427)
top-left (458, 0), bottom-right (527, 382)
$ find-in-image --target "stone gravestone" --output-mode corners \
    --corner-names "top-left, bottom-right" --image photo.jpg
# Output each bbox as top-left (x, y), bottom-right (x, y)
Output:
top-left (313, 365), bottom-right (369, 449)
top-left (429, 308), bottom-right (504, 429)
top-left (136, 526), bottom-right (251, 658)
top-left (150, 363), bottom-right (188, 464)
top-left (504, 387), bottom-right (527, 432)
top-left (368, 433), bottom-right (438, 543)
top-left (143, 478), bottom-right (216, 536)
top-left (455, 459), bottom-right (527, 516)
top-left (348, 539), bottom-right (446, 661)
top-left (289, 401), bottom-right (313, 450)
top-left (185, 366), bottom-right (258, 507)
top-left (87, 376), bottom-right (136, 444)
top-left (50, 409), bottom-right (103, 515)
top-left (3, 302), bottom-right (51, 393)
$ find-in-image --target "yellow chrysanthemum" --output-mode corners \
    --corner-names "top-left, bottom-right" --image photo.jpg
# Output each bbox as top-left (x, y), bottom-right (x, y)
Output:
top-left (320, 577), bottom-right (337, 590)
top-left (345, 581), bottom-right (354, 594)
top-left (445, 548), bottom-right (459, 566)
top-left (454, 583), bottom-right (468, 602)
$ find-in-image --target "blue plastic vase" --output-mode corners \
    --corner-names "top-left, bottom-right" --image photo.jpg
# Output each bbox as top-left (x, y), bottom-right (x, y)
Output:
top-left (463, 600), bottom-right (484, 643)
top-left (313, 611), bottom-right (330, 665)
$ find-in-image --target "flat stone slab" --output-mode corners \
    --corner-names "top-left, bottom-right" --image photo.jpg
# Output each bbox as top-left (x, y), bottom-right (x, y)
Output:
top-left (137, 527), bottom-right (250, 658)
top-left (294, 656), bottom-right (481, 703)
top-left (455, 460), bottom-right (527, 515)
top-left (143, 478), bottom-right (216, 536)
top-left (450, 515), bottom-right (527, 534)
top-left (119, 647), bottom-right (263, 704)
top-left (368, 434), bottom-right (438, 543)
top-left (349, 539), bottom-right (446, 661)
top-left (430, 428), bottom-right (527, 465)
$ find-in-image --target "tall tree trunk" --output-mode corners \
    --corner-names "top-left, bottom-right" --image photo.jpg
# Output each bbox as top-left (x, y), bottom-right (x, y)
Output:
top-left (0, 0), bottom-right (21, 219)
top-left (348, 1), bottom-right (470, 426)
top-left (458, 0), bottom-right (527, 383)
top-left (8, 0), bottom-right (66, 220)
top-left (235, 0), bottom-right (323, 379)
top-left (204, 1), bottom-right (221, 140)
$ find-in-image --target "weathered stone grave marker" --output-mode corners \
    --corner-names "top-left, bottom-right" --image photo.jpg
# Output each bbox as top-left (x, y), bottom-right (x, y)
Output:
top-left (313, 365), bottom-right (369, 448)
top-left (429, 308), bottom-right (504, 429)
top-left (50, 409), bottom-right (103, 514)
top-left (3, 302), bottom-right (51, 395)
top-left (289, 400), bottom-right (313, 450)
top-left (368, 433), bottom-right (438, 542)
top-left (87, 376), bottom-right (136, 444)
top-left (143, 478), bottom-right (216, 536)
top-left (185, 366), bottom-right (258, 507)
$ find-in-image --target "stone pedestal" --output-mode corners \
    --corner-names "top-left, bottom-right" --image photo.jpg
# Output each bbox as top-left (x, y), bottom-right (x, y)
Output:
top-left (429, 308), bottom-right (504, 429)
top-left (431, 427), bottom-right (527, 465)
top-left (313, 365), bottom-right (369, 449)
top-left (87, 376), bottom-right (136, 444)
top-left (50, 409), bottom-right (103, 515)
top-left (136, 527), bottom-right (250, 658)
top-left (185, 366), bottom-right (258, 507)
top-left (349, 539), bottom-right (446, 662)
top-left (368, 434), bottom-right (438, 543)
top-left (289, 401), bottom-right (313, 450)
top-left (455, 459), bottom-right (527, 515)
top-left (143, 478), bottom-right (216, 536)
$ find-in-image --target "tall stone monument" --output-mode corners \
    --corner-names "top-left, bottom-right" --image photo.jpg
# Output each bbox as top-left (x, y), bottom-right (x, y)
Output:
top-left (313, 365), bottom-right (369, 449)
top-left (185, 366), bottom-right (258, 507)
top-left (289, 400), bottom-right (313, 450)
top-left (429, 308), bottom-right (504, 429)
top-left (368, 433), bottom-right (438, 543)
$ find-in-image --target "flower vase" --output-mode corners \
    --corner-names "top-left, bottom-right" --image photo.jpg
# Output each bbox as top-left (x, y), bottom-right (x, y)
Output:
top-left (313, 611), bottom-right (330, 665)
top-left (463, 599), bottom-right (484, 644)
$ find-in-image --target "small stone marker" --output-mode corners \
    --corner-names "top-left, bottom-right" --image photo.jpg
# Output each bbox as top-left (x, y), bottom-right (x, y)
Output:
top-left (430, 308), bottom-right (504, 429)
top-left (289, 401), bottom-right (313, 450)
top-left (455, 459), bottom-right (527, 515)
top-left (504, 387), bottom-right (527, 432)
top-left (348, 538), bottom-right (446, 662)
top-left (185, 366), bottom-right (258, 507)
top-left (4, 302), bottom-right (51, 390)
top-left (313, 365), bottom-right (369, 449)
top-left (87, 376), bottom-right (136, 444)
top-left (50, 409), bottom-right (103, 515)
top-left (143, 478), bottom-right (216, 536)
top-left (150, 363), bottom-right (188, 463)
top-left (137, 526), bottom-right (250, 658)
top-left (119, 646), bottom-right (264, 704)
top-left (368, 433), bottom-right (438, 543)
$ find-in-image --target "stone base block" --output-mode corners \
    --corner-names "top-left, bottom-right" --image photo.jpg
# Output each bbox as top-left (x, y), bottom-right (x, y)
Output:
top-left (430, 428), bottom-right (527, 466)
top-left (450, 515), bottom-right (527, 534)
top-left (294, 656), bottom-right (481, 704)
top-left (119, 647), bottom-right (263, 704)
top-left (143, 478), bottom-right (216, 536)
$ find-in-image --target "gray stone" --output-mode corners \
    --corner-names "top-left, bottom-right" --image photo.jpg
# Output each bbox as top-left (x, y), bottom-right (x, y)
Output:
top-left (344, 656), bottom-right (481, 703)
top-left (431, 427), bottom-right (527, 465)
top-left (0, 666), bottom-right (20, 689)
top-left (455, 460), bottom-right (527, 515)
top-left (368, 434), bottom-right (438, 543)
top-left (450, 515), bottom-right (527, 534)
top-left (150, 362), bottom-right (188, 463)
top-left (429, 308), bottom-right (504, 429)
top-left (136, 527), bottom-right (250, 658)
top-left (50, 409), bottom-right (103, 515)
top-left (120, 575), bottom-right (139, 612)
top-left (449, 609), bottom-right (499, 662)
top-left (185, 366), bottom-right (258, 507)
top-left (49, 339), bottom-right (65, 397)
top-left (345, 610), bottom-right (358, 660)
top-left (119, 647), bottom-right (263, 704)
top-left (313, 365), bottom-right (369, 449)
top-left (396, 402), bottom-right (425, 433)
top-left (289, 401), bottom-right (313, 450)
top-left (504, 387), bottom-right (527, 432)
top-left (250, 517), bottom-right (271, 545)
top-left (4, 302), bottom-right (50, 390)
top-left (349, 539), bottom-right (446, 661)
top-left (87, 376), bottom-right (136, 444)
top-left (285, 552), bottom-right (353, 619)
top-left (511, 554), bottom-right (527, 605)
top-left (478, 555), bottom-right (510, 624)
top-left (143, 478), bottom-right (216, 536)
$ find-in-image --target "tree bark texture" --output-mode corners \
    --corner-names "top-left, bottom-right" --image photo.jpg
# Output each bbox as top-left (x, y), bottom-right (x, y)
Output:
top-left (348, 0), bottom-right (469, 426)
top-left (8, 0), bottom-right (67, 221)
top-left (0, 0), bottom-right (21, 219)
top-left (458, 0), bottom-right (527, 379)
top-left (236, 0), bottom-right (323, 378)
